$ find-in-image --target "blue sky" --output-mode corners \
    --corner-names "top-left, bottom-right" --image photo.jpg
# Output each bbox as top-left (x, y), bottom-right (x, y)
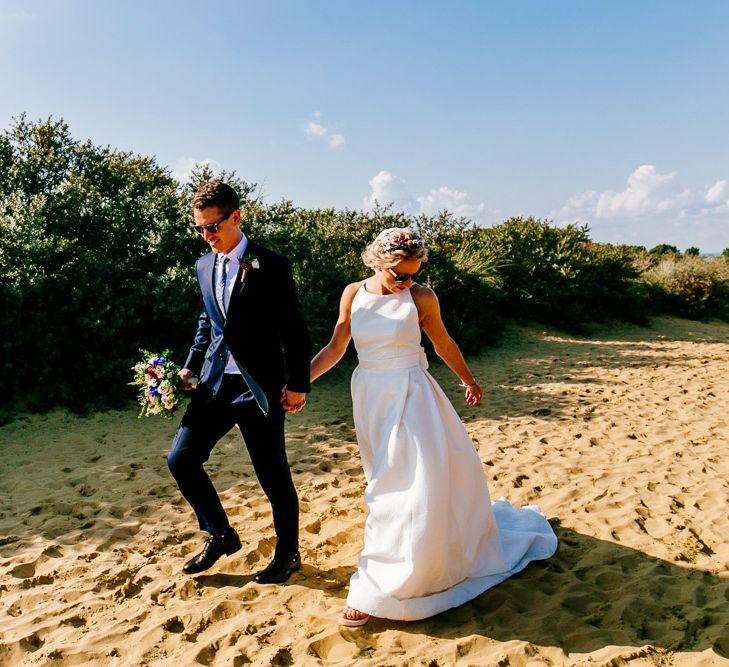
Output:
top-left (2, 0), bottom-right (728, 251)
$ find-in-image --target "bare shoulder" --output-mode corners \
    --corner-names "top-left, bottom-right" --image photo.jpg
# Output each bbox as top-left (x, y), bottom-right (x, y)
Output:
top-left (340, 281), bottom-right (363, 307)
top-left (410, 283), bottom-right (438, 311)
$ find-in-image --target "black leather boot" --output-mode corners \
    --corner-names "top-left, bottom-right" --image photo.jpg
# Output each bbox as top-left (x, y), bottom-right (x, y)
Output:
top-left (183, 527), bottom-right (242, 574)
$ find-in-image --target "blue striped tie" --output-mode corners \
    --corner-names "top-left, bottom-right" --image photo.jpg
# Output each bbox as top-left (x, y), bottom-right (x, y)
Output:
top-left (215, 254), bottom-right (229, 314)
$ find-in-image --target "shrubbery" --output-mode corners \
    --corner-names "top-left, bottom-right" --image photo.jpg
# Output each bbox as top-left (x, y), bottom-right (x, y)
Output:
top-left (473, 217), bottom-right (646, 330)
top-left (0, 117), bottom-right (198, 409)
top-left (641, 254), bottom-right (729, 320)
top-left (1, 116), bottom-right (726, 411)
top-left (244, 204), bottom-right (504, 353)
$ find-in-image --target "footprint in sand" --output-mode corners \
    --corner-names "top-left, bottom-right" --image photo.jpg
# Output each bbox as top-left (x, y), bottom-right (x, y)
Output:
top-left (61, 615), bottom-right (87, 628)
top-left (210, 600), bottom-right (244, 622)
top-left (308, 633), bottom-right (359, 663)
top-left (10, 561), bottom-right (36, 579)
top-left (195, 640), bottom-right (220, 666)
top-left (19, 632), bottom-right (44, 652)
top-left (305, 518), bottom-right (321, 534)
top-left (245, 538), bottom-right (274, 565)
top-left (163, 616), bottom-right (185, 633)
top-left (270, 647), bottom-right (294, 666)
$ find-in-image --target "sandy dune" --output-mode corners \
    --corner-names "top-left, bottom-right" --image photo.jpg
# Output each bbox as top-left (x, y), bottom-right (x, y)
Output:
top-left (1, 316), bottom-right (729, 666)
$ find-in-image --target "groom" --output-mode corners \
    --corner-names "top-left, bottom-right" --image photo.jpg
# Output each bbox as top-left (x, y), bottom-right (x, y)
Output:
top-left (168, 180), bottom-right (310, 583)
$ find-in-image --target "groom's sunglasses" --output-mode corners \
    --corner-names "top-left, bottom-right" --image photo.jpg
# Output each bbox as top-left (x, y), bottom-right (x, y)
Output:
top-left (388, 268), bottom-right (420, 284)
top-left (193, 211), bottom-right (234, 235)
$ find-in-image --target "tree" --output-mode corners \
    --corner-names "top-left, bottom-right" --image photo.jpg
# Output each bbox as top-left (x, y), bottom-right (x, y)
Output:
top-left (0, 116), bottom-right (195, 408)
top-left (685, 246), bottom-right (700, 256)
top-left (649, 243), bottom-right (680, 256)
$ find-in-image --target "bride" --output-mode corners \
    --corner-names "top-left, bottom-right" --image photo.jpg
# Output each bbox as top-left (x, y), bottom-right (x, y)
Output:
top-left (310, 227), bottom-right (557, 626)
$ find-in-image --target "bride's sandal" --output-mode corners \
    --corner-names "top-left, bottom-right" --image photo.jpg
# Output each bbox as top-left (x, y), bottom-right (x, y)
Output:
top-left (338, 606), bottom-right (370, 627)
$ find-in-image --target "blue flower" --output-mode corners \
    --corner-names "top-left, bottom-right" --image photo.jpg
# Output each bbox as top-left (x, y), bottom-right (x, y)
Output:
top-left (150, 388), bottom-right (159, 396)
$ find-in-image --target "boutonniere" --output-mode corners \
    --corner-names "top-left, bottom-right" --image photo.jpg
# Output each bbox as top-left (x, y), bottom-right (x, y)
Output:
top-left (239, 254), bottom-right (260, 282)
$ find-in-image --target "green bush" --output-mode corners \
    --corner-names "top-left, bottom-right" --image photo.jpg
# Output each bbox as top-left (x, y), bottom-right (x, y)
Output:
top-left (477, 217), bottom-right (644, 330)
top-left (641, 255), bottom-right (729, 321)
top-left (2, 115), bottom-right (725, 412)
top-left (243, 203), bottom-right (504, 354)
top-left (649, 243), bottom-right (680, 256)
top-left (0, 116), bottom-right (197, 409)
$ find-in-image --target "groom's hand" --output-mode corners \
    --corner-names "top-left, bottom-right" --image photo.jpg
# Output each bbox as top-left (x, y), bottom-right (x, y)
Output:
top-left (179, 368), bottom-right (196, 390)
top-left (281, 388), bottom-right (306, 413)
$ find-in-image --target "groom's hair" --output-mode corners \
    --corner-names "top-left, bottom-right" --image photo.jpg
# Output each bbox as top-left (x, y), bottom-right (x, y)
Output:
top-left (192, 180), bottom-right (240, 215)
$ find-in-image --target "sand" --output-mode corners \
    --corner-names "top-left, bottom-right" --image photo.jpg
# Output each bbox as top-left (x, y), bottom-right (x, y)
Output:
top-left (1, 316), bottom-right (729, 667)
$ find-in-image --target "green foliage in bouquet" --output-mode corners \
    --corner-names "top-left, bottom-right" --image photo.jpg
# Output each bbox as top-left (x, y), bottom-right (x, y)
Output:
top-left (130, 350), bottom-right (187, 418)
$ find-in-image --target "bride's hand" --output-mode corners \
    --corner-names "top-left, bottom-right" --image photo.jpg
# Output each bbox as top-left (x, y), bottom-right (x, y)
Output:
top-left (281, 388), bottom-right (306, 413)
top-left (464, 382), bottom-right (483, 406)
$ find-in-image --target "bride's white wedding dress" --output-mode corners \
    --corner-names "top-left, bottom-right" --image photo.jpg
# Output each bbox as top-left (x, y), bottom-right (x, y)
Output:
top-left (346, 283), bottom-right (558, 621)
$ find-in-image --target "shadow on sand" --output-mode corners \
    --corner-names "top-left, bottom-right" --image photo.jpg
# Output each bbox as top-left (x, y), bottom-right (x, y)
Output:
top-left (385, 521), bottom-right (729, 659)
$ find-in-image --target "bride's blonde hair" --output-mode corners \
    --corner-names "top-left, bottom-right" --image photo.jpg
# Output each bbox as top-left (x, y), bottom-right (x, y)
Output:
top-left (361, 227), bottom-right (428, 269)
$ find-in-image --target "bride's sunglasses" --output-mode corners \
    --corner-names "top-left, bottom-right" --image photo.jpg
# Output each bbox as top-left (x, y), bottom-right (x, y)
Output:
top-left (388, 268), bottom-right (420, 283)
top-left (193, 210), bottom-right (234, 235)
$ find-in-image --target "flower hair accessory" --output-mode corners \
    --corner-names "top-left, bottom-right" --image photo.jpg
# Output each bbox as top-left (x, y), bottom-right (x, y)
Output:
top-left (378, 237), bottom-right (425, 254)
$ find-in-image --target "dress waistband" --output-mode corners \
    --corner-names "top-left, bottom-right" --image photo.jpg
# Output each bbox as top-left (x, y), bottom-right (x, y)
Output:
top-left (357, 348), bottom-right (428, 371)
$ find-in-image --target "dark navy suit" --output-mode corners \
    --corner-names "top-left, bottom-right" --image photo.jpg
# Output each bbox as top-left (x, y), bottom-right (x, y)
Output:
top-left (167, 240), bottom-right (310, 560)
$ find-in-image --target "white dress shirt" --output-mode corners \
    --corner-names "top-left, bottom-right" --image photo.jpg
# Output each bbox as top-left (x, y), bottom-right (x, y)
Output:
top-left (216, 233), bottom-right (248, 374)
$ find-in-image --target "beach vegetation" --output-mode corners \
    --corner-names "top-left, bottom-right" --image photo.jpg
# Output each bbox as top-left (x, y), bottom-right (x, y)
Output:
top-left (649, 243), bottom-right (680, 256)
top-left (0, 116), bottom-right (193, 409)
top-left (641, 254), bottom-right (729, 321)
top-left (1, 116), bottom-right (727, 411)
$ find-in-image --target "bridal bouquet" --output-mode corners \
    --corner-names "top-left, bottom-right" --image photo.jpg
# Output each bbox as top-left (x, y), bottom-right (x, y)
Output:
top-left (130, 350), bottom-right (186, 418)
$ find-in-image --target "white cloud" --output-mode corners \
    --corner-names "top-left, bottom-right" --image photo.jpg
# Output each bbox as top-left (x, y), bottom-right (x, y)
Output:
top-left (305, 122), bottom-right (326, 138)
top-left (362, 171), bottom-right (416, 212)
top-left (171, 156), bottom-right (222, 183)
top-left (551, 165), bottom-right (698, 223)
top-left (418, 186), bottom-right (486, 220)
top-left (706, 179), bottom-right (728, 203)
top-left (304, 113), bottom-right (345, 151)
top-left (549, 165), bottom-right (729, 252)
top-left (362, 171), bottom-right (488, 223)
top-left (594, 165), bottom-right (684, 218)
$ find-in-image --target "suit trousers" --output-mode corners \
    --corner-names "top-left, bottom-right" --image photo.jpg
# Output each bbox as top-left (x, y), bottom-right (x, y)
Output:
top-left (167, 374), bottom-right (299, 558)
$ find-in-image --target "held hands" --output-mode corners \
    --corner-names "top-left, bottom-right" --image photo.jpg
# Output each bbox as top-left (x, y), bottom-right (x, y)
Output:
top-left (179, 368), bottom-right (198, 391)
top-left (281, 388), bottom-right (307, 414)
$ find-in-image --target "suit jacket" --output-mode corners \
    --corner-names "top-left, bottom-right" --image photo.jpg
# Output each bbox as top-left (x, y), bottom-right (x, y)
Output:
top-left (183, 241), bottom-right (311, 414)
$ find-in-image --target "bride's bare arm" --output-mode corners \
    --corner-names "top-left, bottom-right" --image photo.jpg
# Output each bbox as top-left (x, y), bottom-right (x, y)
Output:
top-left (412, 285), bottom-right (484, 406)
top-left (310, 282), bottom-right (360, 382)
